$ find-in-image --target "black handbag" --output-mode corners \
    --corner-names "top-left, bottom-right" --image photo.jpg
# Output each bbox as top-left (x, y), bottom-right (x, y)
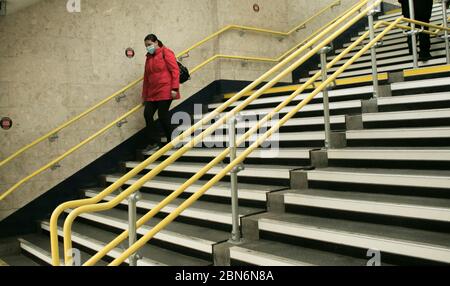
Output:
top-left (163, 49), bottom-right (191, 84)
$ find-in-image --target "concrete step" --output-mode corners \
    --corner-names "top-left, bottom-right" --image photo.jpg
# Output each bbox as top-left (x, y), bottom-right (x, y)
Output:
top-left (362, 108), bottom-right (450, 124)
top-left (65, 207), bottom-right (230, 255)
top-left (125, 161), bottom-right (295, 181)
top-left (229, 239), bottom-right (371, 266)
top-left (303, 57), bottom-right (447, 82)
top-left (208, 86), bottom-right (375, 110)
top-left (254, 212), bottom-right (450, 263)
top-left (195, 100), bottom-right (362, 121)
top-left (330, 42), bottom-right (446, 61)
top-left (377, 92), bottom-right (450, 109)
top-left (212, 79), bottom-right (450, 114)
top-left (188, 116), bottom-right (346, 132)
top-left (41, 221), bottom-right (210, 266)
top-left (327, 48), bottom-right (446, 66)
top-left (282, 189), bottom-right (450, 222)
top-left (84, 189), bottom-right (264, 226)
top-left (378, 4), bottom-right (445, 20)
top-left (306, 167), bottom-right (450, 190)
top-left (327, 147), bottom-right (450, 162)
top-left (105, 174), bottom-right (281, 202)
top-left (18, 234), bottom-right (108, 266)
top-left (0, 254), bottom-right (40, 266)
top-left (345, 32), bottom-right (445, 50)
top-left (371, 13), bottom-right (448, 34)
top-left (346, 126), bottom-right (450, 140)
top-left (322, 50), bottom-right (447, 73)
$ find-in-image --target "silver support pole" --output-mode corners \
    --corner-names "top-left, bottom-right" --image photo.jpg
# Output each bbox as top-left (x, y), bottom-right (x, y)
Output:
top-left (319, 47), bottom-right (332, 149)
top-left (408, 0), bottom-right (419, 68)
top-left (443, 0), bottom-right (450, 64)
top-left (128, 191), bottom-right (141, 266)
top-left (228, 116), bottom-right (242, 244)
top-left (368, 10), bottom-right (379, 98)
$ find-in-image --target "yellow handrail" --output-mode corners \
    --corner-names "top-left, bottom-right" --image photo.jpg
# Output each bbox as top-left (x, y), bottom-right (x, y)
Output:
top-left (58, 0), bottom-right (380, 266)
top-left (0, 105), bottom-right (143, 201)
top-left (0, 0), bottom-right (357, 204)
top-left (0, 77), bottom-right (143, 169)
top-left (177, 0), bottom-right (342, 58)
top-left (109, 16), bottom-right (406, 266)
top-left (95, 13), bottom-right (450, 266)
top-left (0, 0), bottom-right (341, 171)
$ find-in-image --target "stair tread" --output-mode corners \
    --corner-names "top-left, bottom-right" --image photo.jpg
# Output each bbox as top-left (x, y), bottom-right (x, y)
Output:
top-left (231, 239), bottom-right (380, 266)
top-left (126, 161), bottom-right (296, 180)
top-left (259, 213), bottom-right (450, 249)
top-left (309, 167), bottom-right (450, 178)
top-left (285, 189), bottom-right (450, 210)
top-left (0, 254), bottom-right (41, 266)
top-left (85, 189), bottom-right (264, 218)
top-left (66, 208), bottom-right (230, 248)
top-left (19, 234), bottom-right (108, 266)
top-left (106, 174), bottom-right (282, 193)
top-left (48, 220), bottom-right (211, 266)
top-left (142, 147), bottom-right (313, 159)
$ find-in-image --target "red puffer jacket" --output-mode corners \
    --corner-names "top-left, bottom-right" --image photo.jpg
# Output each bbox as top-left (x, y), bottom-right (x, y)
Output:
top-left (142, 46), bottom-right (181, 102)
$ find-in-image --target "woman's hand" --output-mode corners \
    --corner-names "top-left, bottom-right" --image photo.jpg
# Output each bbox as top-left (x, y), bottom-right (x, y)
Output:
top-left (171, 90), bottom-right (178, 99)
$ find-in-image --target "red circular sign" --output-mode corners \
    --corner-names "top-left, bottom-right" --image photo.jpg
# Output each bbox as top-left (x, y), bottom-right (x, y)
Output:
top-left (125, 48), bottom-right (135, 58)
top-left (253, 4), bottom-right (260, 12)
top-left (1, 117), bottom-right (12, 130)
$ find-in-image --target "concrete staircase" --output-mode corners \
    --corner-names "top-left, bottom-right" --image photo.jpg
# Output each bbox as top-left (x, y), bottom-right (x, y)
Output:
top-left (2, 3), bottom-right (450, 266)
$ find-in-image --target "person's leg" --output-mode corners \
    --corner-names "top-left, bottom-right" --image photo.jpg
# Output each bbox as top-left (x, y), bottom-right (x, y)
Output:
top-left (156, 100), bottom-right (174, 145)
top-left (418, 25), bottom-right (431, 57)
top-left (143, 101), bottom-right (159, 146)
top-left (417, 1), bottom-right (433, 59)
top-left (401, 2), bottom-right (413, 55)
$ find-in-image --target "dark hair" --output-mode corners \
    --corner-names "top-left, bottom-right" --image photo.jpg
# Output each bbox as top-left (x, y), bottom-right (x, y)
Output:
top-left (144, 34), bottom-right (163, 47)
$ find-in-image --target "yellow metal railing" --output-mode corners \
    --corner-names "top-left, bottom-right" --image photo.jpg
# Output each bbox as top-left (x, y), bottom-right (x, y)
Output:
top-left (51, 0), bottom-right (384, 266)
top-left (0, 0), bottom-right (344, 202)
top-left (107, 16), bottom-right (450, 266)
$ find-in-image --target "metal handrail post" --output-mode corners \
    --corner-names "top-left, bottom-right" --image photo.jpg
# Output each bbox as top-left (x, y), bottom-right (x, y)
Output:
top-left (368, 9), bottom-right (379, 97)
top-left (408, 0), bottom-right (419, 68)
top-left (319, 46), bottom-right (332, 149)
top-left (228, 116), bottom-right (243, 244)
top-left (128, 191), bottom-right (141, 266)
top-left (443, 0), bottom-right (450, 64)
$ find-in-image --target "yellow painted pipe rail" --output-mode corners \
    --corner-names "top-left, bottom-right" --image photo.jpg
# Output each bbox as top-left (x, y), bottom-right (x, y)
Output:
top-left (49, 0), bottom-right (370, 266)
top-left (0, 0), bottom-right (341, 172)
top-left (0, 105), bottom-right (143, 202)
top-left (191, 1), bottom-right (358, 74)
top-left (108, 16), bottom-right (406, 267)
top-left (0, 77), bottom-right (143, 170)
top-left (58, 0), bottom-right (381, 266)
top-left (177, 0), bottom-right (342, 59)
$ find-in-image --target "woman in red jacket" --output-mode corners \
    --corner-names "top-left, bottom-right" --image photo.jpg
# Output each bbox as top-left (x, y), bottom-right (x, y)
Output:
top-left (142, 34), bottom-right (180, 152)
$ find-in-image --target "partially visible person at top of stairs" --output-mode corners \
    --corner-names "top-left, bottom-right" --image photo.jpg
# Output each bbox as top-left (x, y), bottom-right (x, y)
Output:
top-left (398, 0), bottom-right (435, 62)
top-left (142, 34), bottom-right (181, 153)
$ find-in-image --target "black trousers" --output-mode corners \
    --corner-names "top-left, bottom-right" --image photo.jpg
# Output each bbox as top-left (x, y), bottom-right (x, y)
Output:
top-left (144, 100), bottom-right (173, 145)
top-left (400, 0), bottom-right (433, 56)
